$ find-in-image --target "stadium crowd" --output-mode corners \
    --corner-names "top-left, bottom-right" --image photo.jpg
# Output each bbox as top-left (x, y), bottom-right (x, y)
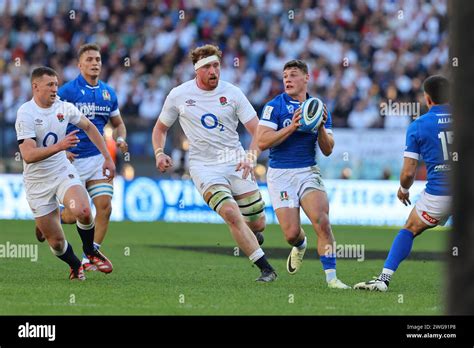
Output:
top-left (0, 0), bottom-right (448, 177)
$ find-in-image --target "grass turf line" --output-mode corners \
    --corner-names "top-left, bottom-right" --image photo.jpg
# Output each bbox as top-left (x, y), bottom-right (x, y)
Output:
top-left (0, 220), bottom-right (448, 315)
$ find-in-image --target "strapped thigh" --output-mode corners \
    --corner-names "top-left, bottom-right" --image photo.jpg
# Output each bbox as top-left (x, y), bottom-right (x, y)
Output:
top-left (236, 191), bottom-right (265, 222)
top-left (87, 182), bottom-right (114, 200)
top-left (205, 185), bottom-right (235, 213)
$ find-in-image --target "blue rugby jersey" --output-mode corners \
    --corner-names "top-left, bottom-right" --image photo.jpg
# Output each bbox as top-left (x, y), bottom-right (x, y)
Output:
top-left (404, 104), bottom-right (452, 196)
top-left (258, 93), bottom-right (333, 169)
top-left (58, 74), bottom-right (120, 158)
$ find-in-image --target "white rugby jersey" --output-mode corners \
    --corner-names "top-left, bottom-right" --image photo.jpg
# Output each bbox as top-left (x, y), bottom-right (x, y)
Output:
top-left (15, 98), bottom-right (82, 181)
top-left (158, 79), bottom-right (256, 166)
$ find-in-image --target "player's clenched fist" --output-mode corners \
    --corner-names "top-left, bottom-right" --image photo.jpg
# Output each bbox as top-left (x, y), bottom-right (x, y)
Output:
top-left (102, 157), bottom-right (116, 180)
top-left (57, 129), bottom-right (80, 151)
top-left (156, 153), bottom-right (173, 173)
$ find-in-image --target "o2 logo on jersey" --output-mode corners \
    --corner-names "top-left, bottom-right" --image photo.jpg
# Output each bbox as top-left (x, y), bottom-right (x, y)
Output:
top-left (283, 119), bottom-right (292, 128)
top-left (200, 113), bottom-right (225, 132)
top-left (42, 132), bottom-right (58, 147)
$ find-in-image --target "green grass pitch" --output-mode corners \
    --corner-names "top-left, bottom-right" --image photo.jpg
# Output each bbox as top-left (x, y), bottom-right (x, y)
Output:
top-left (0, 220), bottom-right (448, 315)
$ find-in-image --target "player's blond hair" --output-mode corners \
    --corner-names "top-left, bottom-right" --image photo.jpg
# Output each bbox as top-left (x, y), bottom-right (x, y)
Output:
top-left (189, 44), bottom-right (222, 65)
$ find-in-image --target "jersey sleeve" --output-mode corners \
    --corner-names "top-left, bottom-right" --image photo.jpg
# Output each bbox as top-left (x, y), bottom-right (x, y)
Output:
top-left (109, 88), bottom-right (120, 117)
top-left (15, 108), bottom-right (36, 140)
top-left (258, 101), bottom-right (279, 130)
top-left (404, 120), bottom-right (420, 160)
top-left (235, 86), bottom-right (257, 124)
top-left (324, 108), bottom-right (333, 134)
top-left (158, 89), bottom-right (179, 127)
top-left (57, 84), bottom-right (70, 102)
top-left (65, 102), bottom-right (83, 125)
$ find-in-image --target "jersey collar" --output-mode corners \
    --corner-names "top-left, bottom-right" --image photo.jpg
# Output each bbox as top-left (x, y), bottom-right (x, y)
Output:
top-left (283, 92), bottom-right (311, 105)
top-left (429, 104), bottom-right (451, 115)
top-left (77, 74), bottom-right (100, 89)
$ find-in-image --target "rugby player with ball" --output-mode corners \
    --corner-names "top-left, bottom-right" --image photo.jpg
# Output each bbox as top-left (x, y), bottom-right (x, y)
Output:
top-left (257, 59), bottom-right (350, 289)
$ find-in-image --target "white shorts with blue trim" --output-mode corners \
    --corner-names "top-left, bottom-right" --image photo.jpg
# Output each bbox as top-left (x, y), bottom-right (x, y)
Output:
top-left (72, 154), bottom-right (113, 199)
top-left (72, 154), bottom-right (108, 184)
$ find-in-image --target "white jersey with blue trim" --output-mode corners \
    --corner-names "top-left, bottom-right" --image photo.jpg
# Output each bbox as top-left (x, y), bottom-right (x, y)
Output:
top-left (158, 79), bottom-right (256, 166)
top-left (404, 104), bottom-right (452, 196)
top-left (15, 98), bottom-right (82, 181)
top-left (258, 93), bottom-right (333, 169)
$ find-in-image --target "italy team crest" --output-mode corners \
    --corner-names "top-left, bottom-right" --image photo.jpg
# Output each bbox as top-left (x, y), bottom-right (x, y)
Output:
top-left (56, 113), bottom-right (64, 122)
top-left (102, 89), bottom-right (111, 101)
top-left (280, 191), bottom-right (289, 201)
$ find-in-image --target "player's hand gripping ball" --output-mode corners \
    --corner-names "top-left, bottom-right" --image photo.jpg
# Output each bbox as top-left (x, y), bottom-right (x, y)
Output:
top-left (297, 97), bottom-right (324, 134)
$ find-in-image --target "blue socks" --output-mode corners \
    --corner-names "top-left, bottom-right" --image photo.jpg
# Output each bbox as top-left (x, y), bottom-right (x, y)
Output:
top-left (320, 254), bottom-right (337, 282)
top-left (379, 229), bottom-right (415, 283)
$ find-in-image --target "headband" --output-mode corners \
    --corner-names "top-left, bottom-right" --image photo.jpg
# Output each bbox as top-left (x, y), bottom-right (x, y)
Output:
top-left (194, 55), bottom-right (219, 71)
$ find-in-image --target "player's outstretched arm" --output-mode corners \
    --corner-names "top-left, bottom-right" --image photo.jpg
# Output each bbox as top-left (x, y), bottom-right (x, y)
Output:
top-left (152, 119), bottom-right (173, 173)
top-left (398, 157), bottom-right (418, 205)
top-left (257, 108), bottom-right (302, 151)
top-left (76, 115), bottom-right (116, 179)
top-left (19, 130), bottom-right (80, 164)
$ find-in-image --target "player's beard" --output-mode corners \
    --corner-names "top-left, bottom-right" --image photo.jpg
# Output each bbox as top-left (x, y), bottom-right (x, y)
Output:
top-left (207, 76), bottom-right (218, 89)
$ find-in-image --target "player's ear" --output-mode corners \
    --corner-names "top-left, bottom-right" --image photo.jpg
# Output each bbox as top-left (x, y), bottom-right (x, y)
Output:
top-left (424, 92), bottom-right (433, 107)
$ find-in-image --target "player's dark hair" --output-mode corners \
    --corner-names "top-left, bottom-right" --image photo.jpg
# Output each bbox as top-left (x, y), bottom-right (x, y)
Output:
top-left (78, 43), bottom-right (101, 58)
top-left (30, 66), bottom-right (58, 83)
top-left (283, 59), bottom-right (308, 74)
top-left (423, 75), bottom-right (450, 104)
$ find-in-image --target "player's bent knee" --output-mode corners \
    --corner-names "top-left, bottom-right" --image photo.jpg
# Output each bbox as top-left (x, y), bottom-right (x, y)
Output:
top-left (236, 191), bottom-right (265, 224)
top-left (95, 200), bottom-right (112, 218)
top-left (248, 216), bottom-right (266, 233)
top-left (73, 205), bottom-right (92, 221)
top-left (284, 226), bottom-right (302, 245)
top-left (48, 236), bottom-right (65, 252)
top-left (219, 204), bottom-right (241, 226)
top-left (311, 213), bottom-right (330, 230)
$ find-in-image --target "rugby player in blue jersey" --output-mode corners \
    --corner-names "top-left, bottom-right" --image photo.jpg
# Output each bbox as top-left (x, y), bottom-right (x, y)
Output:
top-left (354, 75), bottom-right (452, 291)
top-left (257, 59), bottom-right (350, 289)
top-left (35, 44), bottom-right (127, 273)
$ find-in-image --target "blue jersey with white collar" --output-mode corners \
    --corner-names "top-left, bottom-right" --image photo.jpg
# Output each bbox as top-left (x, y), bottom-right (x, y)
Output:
top-left (58, 74), bottom-right (120, 158)
top-left (259, 93), bottom-right (333, 169)
top-left (404, 104), bottom-right (452, 196)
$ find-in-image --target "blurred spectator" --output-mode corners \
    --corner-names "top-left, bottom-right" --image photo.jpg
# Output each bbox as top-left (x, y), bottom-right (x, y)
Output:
top-left (0, 0), bottom-right (448, 178)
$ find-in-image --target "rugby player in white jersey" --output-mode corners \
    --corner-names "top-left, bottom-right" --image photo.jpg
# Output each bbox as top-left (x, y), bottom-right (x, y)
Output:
top-left (15, 67), bottom-right (115, 280)
top-left (152, 44), bottom-right (276, 282)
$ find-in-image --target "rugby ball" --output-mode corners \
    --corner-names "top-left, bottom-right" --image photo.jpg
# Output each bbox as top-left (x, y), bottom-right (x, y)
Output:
top-left (298, 97), bottom-right (324, 133)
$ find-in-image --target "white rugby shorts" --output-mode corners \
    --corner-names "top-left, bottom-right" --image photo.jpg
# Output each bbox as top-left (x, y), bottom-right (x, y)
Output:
top-left (24, 163), bottom-right (83, 218)
top-left (72, 154), bottom-right (108, 184)
top-left (190, 162), bottom-right (259, 196)
top-left (415, 189), bottom-right (451, 226)
top-left (267, 165), bottom-right (326, 210)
